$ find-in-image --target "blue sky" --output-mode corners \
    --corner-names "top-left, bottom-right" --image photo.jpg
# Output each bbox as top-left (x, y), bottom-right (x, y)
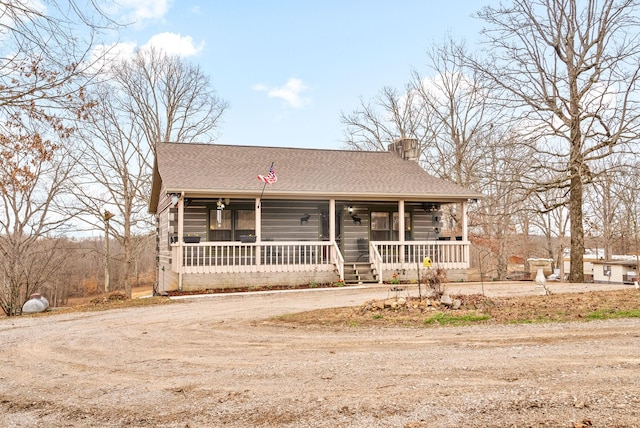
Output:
top-left (106, 1), bottom-right (489, 149)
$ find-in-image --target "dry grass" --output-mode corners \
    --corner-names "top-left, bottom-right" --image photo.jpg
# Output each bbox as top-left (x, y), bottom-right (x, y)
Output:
top-left (272, 289), bottom-right (640, 328)
top-left (23, 293), bottom-right (175, 317)
top-left (16, 288), bottom-right (640, 328)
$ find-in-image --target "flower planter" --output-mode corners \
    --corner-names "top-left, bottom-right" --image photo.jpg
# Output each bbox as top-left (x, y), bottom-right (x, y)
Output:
top-left (240, 235), bottom-right (256, 243)
top-left (183, 236), bottom-right (201, 243)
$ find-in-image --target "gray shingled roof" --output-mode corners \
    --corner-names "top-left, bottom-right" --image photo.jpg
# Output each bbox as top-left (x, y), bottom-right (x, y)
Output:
top-left (151, 142), bottom-right (482, 206)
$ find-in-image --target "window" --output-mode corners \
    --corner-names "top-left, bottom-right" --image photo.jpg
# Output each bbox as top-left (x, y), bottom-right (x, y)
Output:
top-left (370, 212), bottom-right (390, 241)
top-left (235, 210), bottom-right (256, 239)
top-left (393, 212), bottom-right (411, 240)
top-left (208, 209), bottom-right (255, 241)
top-left (210, 209), bottom-right (232, 241)
top-left (371, 211), bottom-right (411, 241)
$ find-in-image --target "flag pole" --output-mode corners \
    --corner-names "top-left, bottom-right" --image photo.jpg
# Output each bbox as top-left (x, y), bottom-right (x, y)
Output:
top-left (258, 161), bottom-right (274, 208)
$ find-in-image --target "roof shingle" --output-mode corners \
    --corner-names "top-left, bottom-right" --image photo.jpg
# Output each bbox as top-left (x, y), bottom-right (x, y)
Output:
top-left (154, 142), bottom-right (482, 201)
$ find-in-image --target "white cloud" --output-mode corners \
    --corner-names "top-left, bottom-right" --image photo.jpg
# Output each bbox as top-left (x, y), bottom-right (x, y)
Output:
top-left (88, 32), bottom-right (202, 76)
top-left (87, 41), bottom-right (137, 74)
top-left (94, 41), bottom-right (138, 62)
top-left (141, 32), bottom-right (204, 57)
top-left (254, 78), bottom-right (311, 108)
top-left (117, 0), bottom-right (171, 23)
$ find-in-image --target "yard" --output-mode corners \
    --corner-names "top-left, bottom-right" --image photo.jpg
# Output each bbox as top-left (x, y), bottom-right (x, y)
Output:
top-left (1, 281), bottom-right (639, 427)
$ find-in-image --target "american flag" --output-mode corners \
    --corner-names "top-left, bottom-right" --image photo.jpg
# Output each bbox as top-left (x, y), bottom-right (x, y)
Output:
top-left (257, 164), bottom-right (277, 184)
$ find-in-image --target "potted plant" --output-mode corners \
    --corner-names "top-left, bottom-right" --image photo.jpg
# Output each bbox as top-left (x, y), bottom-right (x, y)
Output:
top-left (183, 234), bottom-right (201, 243)
top-left (240, 234), bottom-right (256, 243)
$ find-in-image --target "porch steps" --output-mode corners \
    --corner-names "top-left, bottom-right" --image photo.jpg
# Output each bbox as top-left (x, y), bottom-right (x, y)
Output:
top-left (343, 263), bottom-right (378, 285)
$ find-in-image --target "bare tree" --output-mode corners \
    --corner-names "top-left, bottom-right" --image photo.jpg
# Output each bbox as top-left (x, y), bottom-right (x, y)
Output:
top-left (341, 85), bottom-right (430, 152)
top-left (74, 48), bottom-right (228, 297)
top-left (586, 159), bottom-right (640, 256)
top-left (411, 37), bottom-right (499, 189)
top-left (528, 186), bottom-right (571, 279)
top-left (0, 113), bottom-right (78, 315)
top-left (342, 38), bottom-right (496, 189)
top-left (112, 47), bottom-right (229, 146)
top-left (0, 0), bottom-right (115, 315)
top-left (341, 38), bottom-right (499, 235)
top-left (473, 131), bottom-right (534, 280)
top-left (0, 0), bottom-right (112, 111)
top-left (472, 0), bottom-right (640, 282)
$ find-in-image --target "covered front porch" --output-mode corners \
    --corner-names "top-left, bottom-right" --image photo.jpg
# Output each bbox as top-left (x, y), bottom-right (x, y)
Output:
top-left (172, 239), bottom-right (469, 283)
top-left (160, 196), bottom-right (471, 291)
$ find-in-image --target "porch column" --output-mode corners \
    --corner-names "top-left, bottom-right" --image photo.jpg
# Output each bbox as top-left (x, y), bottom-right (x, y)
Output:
top-left (398, 200), bottom-right (405, 263)
top-left (462, 200), bottom-right (469, 267)
top-left (329, 199), bottom-right (336, 261)
top-left (177, 193), bottom-right (184, 290)
top-left (255, 198), bottom-right (261, 266)
top-left (462, 200), bottom-right (468, 241)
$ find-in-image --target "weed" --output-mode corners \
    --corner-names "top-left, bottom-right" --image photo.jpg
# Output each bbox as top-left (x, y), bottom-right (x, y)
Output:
top-left (423, 312), bottom-right (489, 326)
top-left (586, 308), bottom-right (640, 320)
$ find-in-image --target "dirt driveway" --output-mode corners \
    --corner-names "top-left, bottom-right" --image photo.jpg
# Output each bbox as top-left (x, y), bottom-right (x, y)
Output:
top-left (1, 282), bottom-right (639, 427)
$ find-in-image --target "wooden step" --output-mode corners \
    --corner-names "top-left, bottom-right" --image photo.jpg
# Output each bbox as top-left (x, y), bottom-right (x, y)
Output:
top-left (343, 263), bottom-right (378, 284)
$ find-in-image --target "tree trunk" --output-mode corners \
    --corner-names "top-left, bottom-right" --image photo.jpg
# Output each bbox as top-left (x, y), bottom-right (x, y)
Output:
top-left (569, 172), bottom-right (585, 283)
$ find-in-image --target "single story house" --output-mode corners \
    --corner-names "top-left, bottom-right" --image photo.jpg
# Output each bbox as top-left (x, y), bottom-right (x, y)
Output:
top-left (592, 259), bottom-right (639, 285)
top-left (149, 139), bottom-right (483, 292)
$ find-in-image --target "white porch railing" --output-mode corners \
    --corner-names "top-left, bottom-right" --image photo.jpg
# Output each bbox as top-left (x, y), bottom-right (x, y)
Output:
top-left (170, 240), bottom-right (468, 281)
top-left (333, 241), bottom-right (344, 281)
top-left (172, 241), bottom-right (337, 275)
top-left (370, 240), bottom-right (470, 283)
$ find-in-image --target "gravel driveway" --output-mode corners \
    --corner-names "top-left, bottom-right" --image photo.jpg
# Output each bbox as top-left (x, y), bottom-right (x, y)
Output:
top-left (1, 281), bottom-right (639, 427)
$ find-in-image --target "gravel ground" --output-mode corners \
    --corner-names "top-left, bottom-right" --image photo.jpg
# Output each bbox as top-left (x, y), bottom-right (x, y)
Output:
top-left (1, 281), bottom-right (639, 427)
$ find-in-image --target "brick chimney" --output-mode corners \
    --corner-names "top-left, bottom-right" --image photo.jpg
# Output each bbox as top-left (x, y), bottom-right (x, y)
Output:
top-left (388, 138), bottom-right (419, 161)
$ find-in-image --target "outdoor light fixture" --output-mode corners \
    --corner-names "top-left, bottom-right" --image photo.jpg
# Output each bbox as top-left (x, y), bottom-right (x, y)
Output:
top-left (422, 202), bottom-right (440, 213)
top-left (348, 206), bottom-right (353, 213)
top-left (170, 194), bottom-right (180, 207)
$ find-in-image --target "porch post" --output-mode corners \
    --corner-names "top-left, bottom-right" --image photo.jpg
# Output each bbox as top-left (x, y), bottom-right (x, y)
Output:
top-left (462, 200), bottom-right (469, 266)
top-left (177, 193), bottom-right (184, 290)
top-left (462, 200), bottom-right (468, 241)
top-left (329, 199), bottom-right (336, 261)
top-left (398, 200), bottom-right (405, 263)
top-left (255, 198), bottom-right (261, 266)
